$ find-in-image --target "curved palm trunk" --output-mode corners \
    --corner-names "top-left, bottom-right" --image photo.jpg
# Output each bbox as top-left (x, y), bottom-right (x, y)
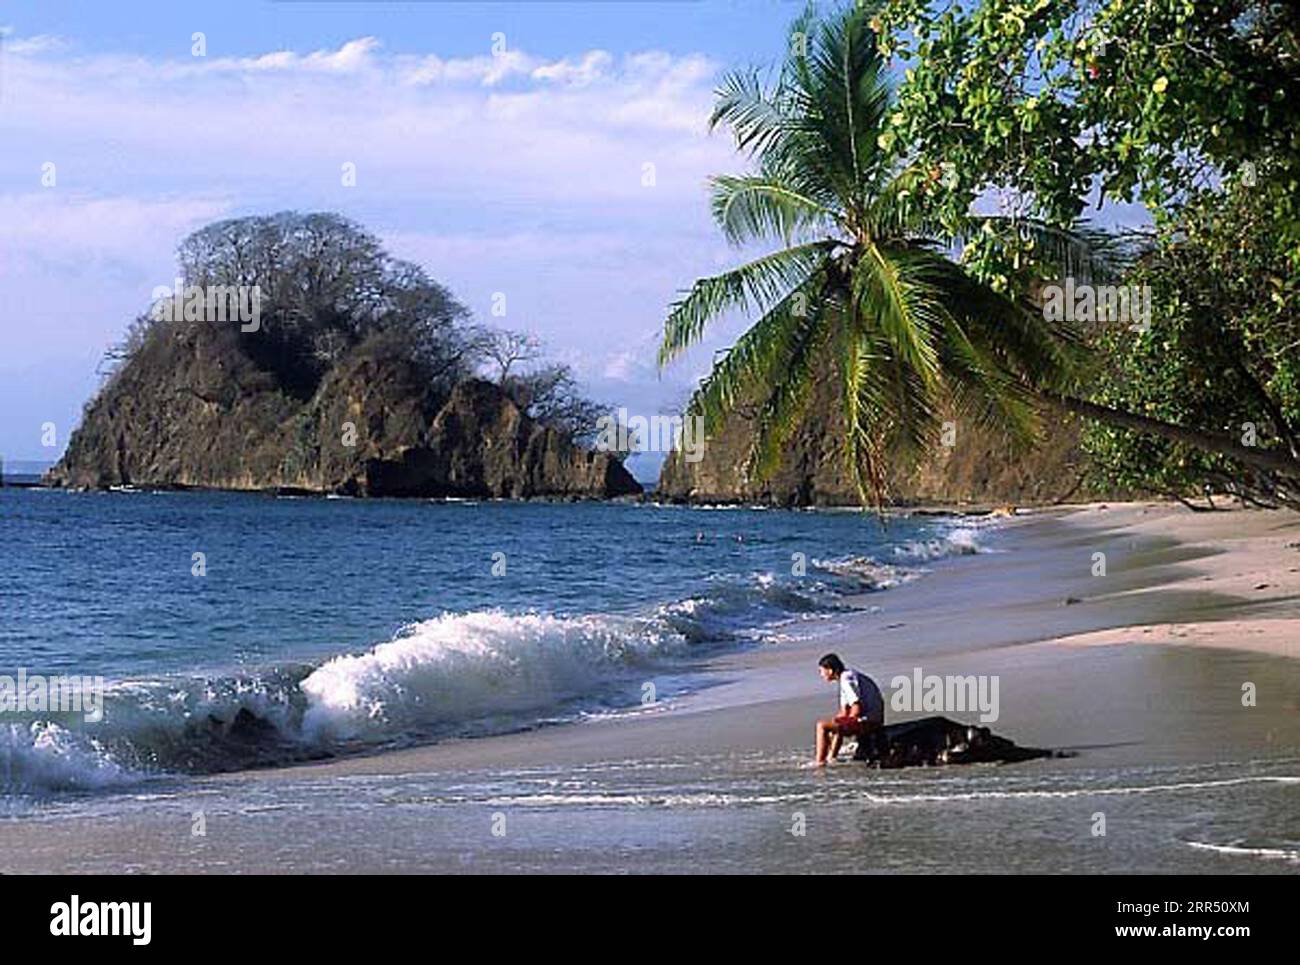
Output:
top-left (1039, 391), bottom-right (1300, 478)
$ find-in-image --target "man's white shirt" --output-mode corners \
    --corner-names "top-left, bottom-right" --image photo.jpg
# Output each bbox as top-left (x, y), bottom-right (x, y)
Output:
top-left (839, 669), bottom-right (884, 722)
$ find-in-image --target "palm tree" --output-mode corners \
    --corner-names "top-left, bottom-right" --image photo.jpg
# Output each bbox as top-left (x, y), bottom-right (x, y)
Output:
top-left (657, 4), bottom-right (1082, 506)
top-left (658, 3), bottom-right (1300, 505)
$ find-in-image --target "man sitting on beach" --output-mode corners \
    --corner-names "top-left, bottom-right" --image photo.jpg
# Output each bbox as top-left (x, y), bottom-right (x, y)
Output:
top-left (814, 653), bottom-right (884, 766)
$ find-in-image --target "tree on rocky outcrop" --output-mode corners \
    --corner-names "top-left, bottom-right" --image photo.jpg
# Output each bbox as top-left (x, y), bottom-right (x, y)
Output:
top-left (98, 212), bottom-right (622, 457)
top-left (169, 212), bottom-right (478, 399)
top-left (477, 328), bottom-right (611, 446)
top-left (52, 213), bottom-right (641, 498)
top-left (509, 363), bottom-right (610, 447)
top-left (479, 329), bottom-right (542, 384)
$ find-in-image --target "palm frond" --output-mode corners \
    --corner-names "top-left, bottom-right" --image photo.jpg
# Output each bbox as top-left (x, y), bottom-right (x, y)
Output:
top-left (710, 174), bottom-right (836, 246)
top-left (863, 166), bottom-right (944, 240)
top-left (853, 242), bottom-right (946, 391)
top-left (936, 312), bottom-right (1040, 445)
top-left (658, 242), bottom-right (835, 367)
top-left (710, 69), bottom-right (789, 157)
top-left (939, 259), bottom-right (1084, 392)
top-left (686, 270), bottom-right (830, 435)
top-left (747, 294), bottom-right (835, 482)
top-left (966, 216), bottom-right (1124, 284)
top-left (838, 323), bottom-right (892, 508)
top-left (789, 4), bottom-right (892, 211)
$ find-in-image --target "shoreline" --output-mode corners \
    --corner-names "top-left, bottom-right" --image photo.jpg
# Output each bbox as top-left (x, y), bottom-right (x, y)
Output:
top-left (232, 500), bottom-right (1300, 781)
top-left (3, 501), bottom-right (1299, 873)
top-left (11, 478), bottom-right (1073, 517)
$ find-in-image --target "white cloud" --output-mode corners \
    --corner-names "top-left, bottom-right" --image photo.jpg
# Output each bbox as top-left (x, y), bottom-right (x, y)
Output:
top-left (122, 37), bottom-right (388, 78)
top-left (402, 49), bottom-right (539, 86)
top-left (0, 193), bottom-right (230, 264)
top-left (0, 193), bottom-right (234, 355)
top-left (602, 348), bottom-right (648, 382)
top-left (4, 33), bottom-right (68, 55)
top-left (531, 50), bottom-right (614, 87)
top-left (0, 34), bottom-right (732, 203)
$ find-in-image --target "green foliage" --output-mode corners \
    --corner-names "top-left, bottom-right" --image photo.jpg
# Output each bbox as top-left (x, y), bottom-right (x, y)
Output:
top-left (870, 0), bottom-right (1300, 500)
top-left (875, 0), bottom-right (1300, 270)
top-left (1081, 174), bottom-right (1300, 503)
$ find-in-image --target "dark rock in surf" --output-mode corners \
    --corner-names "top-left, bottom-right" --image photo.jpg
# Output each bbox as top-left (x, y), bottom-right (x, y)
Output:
top-left (226, 707), bottom-right (280, 743)
top-left (851, 715), bottom-right (1059, 768)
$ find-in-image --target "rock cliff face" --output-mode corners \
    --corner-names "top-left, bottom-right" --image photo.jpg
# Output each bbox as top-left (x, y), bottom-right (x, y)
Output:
top-left (48, 321), bottom-right (640, 499)
top-left (657, 365), bottom-right (1122, 507)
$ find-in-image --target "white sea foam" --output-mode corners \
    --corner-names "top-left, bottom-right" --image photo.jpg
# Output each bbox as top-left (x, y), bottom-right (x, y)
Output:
top-left (2, 579), bottom-right (836, 792)
top-left (0, 722), bottom-right (143, 792)
top-left (815, 524), bottom-right (990, 591)
top-left (300, 610), bottom-right (688, 742)
top-left (1185, 840), bottom-right (1300, 863)
top-left (892, 525), bottom-right (985, 562)
top-left (815, 556), bottom-right (918, 590)
top-left (857, 774), bottom-right (1300, 804)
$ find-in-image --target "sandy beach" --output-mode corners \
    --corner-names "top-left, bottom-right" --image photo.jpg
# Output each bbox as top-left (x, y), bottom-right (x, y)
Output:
top-left (4, 502), bottom-right (1299, 874)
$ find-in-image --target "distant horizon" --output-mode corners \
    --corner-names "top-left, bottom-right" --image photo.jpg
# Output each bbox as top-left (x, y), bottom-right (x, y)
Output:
top-left (0, 458), bottom-right (53, 474)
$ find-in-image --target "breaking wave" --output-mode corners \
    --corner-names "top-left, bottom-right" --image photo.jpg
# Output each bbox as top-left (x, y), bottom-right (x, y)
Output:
top-left (891, 525), bottom-right (985, 562)
top-left (816, 523), bottom-right (987, 589)
top-left (2, 525), bottom-right (990, 794)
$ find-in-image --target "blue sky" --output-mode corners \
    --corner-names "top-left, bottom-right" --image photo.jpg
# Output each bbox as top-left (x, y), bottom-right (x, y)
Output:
top-left (4, 1), bottom-right (798, 63)
top-left (0, 1), bottom-right (810, 476)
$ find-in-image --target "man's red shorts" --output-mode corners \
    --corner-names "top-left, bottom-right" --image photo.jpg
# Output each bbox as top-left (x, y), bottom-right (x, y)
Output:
top-left (833, 715), bottom-right (864, 735)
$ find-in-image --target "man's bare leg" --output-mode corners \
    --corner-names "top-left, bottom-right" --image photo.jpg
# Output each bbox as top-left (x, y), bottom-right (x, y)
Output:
top-left (828, 730), bottom-right (844, 761)
top-left (814, 719), bottom-right (835, 766)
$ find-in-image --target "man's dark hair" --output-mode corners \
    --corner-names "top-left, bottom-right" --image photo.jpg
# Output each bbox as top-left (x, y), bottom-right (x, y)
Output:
top-left (818, 653), bottom-right (845, 674)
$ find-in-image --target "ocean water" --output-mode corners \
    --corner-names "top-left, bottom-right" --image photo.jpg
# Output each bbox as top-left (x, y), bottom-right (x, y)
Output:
top-left (0, 488), bottom-right (980, 797)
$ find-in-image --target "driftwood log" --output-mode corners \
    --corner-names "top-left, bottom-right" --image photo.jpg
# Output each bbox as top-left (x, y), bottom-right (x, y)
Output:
top-left (851, 716), bottom-right (1059, 768)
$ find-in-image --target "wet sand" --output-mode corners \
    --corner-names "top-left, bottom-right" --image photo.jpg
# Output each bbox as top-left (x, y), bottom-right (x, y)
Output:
top-left (4, 502), bottom-right (1299, 873)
